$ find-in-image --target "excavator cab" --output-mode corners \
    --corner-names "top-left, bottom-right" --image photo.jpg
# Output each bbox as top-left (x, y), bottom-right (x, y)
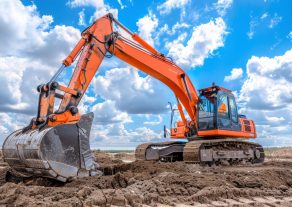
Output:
top-left (197, 85), bottom-right (256, 138)
top-left (169, 85), bottom-right (256, 139)
top-left (198, 85), bottom-right (240, 131)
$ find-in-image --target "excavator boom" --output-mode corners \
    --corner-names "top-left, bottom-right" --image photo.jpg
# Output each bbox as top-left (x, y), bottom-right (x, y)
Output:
top-left (2, 13), bottom-right (264, 182)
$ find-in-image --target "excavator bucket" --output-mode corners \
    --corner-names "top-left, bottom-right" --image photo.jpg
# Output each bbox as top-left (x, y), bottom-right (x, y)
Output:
top-left (2, 113), bottom-right (98, 182)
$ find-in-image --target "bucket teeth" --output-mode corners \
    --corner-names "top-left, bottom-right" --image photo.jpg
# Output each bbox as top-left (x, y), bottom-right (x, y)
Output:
top-left (2, 113), bottom-right (98, 182)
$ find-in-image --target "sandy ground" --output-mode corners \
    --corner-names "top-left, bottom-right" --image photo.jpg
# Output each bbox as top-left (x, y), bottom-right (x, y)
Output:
top-left (0, 148), bottom-right (292, 206)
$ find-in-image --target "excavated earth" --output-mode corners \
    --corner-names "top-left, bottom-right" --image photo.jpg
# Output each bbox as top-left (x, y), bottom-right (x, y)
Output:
top-left (0, 148), bottom-right (292, 207)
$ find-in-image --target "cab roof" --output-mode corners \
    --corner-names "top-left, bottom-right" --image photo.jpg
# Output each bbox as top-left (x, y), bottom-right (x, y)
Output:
top-left (199, 85), bottom-right (232, 95)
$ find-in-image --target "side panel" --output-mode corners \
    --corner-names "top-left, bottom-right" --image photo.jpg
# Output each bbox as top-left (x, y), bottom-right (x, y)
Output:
top-left (197, 128), bottom-right (256, 138)
top-left (239, 118), bottom-right (257, 137)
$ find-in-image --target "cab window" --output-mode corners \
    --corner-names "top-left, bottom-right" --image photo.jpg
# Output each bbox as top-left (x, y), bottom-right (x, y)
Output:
top-left (229, 97), bottom-right (238, 123)
top-left (199, 95), bottom-right (215, 118)
top-left (218, 94), bottom-right (229, 118)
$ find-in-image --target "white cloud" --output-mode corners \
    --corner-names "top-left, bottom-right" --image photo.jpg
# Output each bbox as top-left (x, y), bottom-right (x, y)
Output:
top-left (167, 22), bottom-right (190, 35)
top-left (260, 12), bottom-right (268, 20)
top-left (136, 12), bottom-right (158, 46)
top-left (224, 68), bottom-right (243, 82)
top-left (92, 67), bottom-right (170, 114)
top-left (89, 104), bottom-right (164, 148)
top-left (265, 116), bottom-right (285, 122)
top-left (247, 16), bottom-right (257, 39)
top-left (67, 0), bottom-right (104, 7)
top-left (154, 22), bottom-right (190, 47)
top-left (214, 0), bottom-right (233, 16)
top-left (247, 13), bottom-right (282, 39)
top-left (67, 0), bottom-right (118, 22)
top-left (117, 0), bottom-right (126, 9)
top-left (78, 9), bottom-right (86, 26)
top-left (166, 17), bottom-right (227, 69)
top-left (269, 13), bottom-right (282, 28)
top-left (0, 57), bottom-right (53, 114)
top-left (0, 0), bottom-right (80, 113)
top-left (238, 49), bottom-right (292, 145)
top-left (157, 0), bottom-right (190, 15)
top-left (0, 113), bottom-right (32, 144)
top-left (0, 1), bottom-right (79, 66)
top-left (144, 115), bottom-right (163, 125)
top-left (91, 123), bottom-right (163, 148)
top-left (92, 100), bottom-right (132, 125)
top-left (78, 93), bottom-right (96, 114)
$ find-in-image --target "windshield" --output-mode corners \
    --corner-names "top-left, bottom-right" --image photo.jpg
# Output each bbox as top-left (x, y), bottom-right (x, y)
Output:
top-left (199, 94), bottom-right (215, 118)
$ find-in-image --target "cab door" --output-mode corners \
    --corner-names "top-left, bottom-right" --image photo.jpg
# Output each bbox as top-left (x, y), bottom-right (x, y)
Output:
top-left (217, 92), bottom-right (231, 129)
top-left (228, 95), bottom-right (241, 131)
top-left (217, 92), bottom-right (241, 131)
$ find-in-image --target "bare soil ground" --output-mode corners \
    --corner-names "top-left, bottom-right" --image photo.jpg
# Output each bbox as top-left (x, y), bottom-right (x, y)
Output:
top-left (0, 148), bottom-right (292, 207)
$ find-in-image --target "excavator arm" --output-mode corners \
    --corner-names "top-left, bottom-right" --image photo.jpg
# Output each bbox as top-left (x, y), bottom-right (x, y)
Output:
top-left (36, 13), bottom-right (199, 138)
top-left (2, 14), bottom-right (200, 181)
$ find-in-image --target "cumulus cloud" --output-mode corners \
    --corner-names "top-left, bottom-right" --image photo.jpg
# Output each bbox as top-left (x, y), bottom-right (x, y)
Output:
top-left (238, 49), bottom-right (292, 145)
top-left (0, 1), bottom-right (80, 66)
top-left (0, 113), bottom-right (32, 144)
top-left (224, 68), bottom-right (243, 82)
top-left (67, 0), bottom-right (118, 22)
top-left (0, 57), bottom-right (53, 114)
top-left (92, 100), bottom-right (132, 125)
top-left (0, 0), bottom-right (80, 114)
top-left (166, 17), bottom-right (227, 69)
top-left (144, 115), bottom-right (163, 125)
top-left (214, 0), bottom-right (233, 16)
top-left (92, 67), bottom-right (170, 114)
top-left (168, 22), bottom-right (190, 35)
top-left (88, 99), bottom-right (164, 149)
top-left (91, 123), bottom-right (163, 149)
top-left (136, 13), bottom-right (159, 46)
top-left (157, 0), bottom-right (190, 15)
top-left (67, 0), bottom-right (107, 8)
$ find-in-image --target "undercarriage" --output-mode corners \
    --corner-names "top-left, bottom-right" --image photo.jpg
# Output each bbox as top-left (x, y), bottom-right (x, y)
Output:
top-left (135, 139), bottom-right (265, 165)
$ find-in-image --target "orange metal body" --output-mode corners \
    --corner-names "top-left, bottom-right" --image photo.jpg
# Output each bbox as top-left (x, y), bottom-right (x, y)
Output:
top-left (47, 111), bottom-right (81, 127)
top-left (32, 13), bottom-right (256, 140)
top-left (170, 119), bottom-right (256, 139)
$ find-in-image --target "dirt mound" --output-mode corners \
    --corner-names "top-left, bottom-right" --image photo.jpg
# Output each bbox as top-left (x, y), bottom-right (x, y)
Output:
top-left (266, 147), bottom-right (292, 159)
top-left (0, 150), bottom-right (292, 206)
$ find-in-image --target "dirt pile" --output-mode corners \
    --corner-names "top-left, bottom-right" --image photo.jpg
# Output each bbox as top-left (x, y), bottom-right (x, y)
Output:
top-left (266, 147), bottom-right (292, 159)
top-left (0, 149), bottom-right (292, 206)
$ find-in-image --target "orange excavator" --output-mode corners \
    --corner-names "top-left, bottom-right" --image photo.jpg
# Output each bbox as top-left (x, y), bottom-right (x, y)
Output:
top-left (2, 14), bottom-right (264, 182)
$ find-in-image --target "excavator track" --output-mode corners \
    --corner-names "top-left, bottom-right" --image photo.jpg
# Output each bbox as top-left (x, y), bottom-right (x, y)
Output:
top-left (135, 139), bottom-right (265, 165)
top-left (135, 141), bottom-right (186, 162)
top-left (184, 139), bottom-right (264, 165)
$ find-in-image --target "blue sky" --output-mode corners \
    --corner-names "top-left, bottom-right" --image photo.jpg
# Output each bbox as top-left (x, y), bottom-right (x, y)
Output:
top-left (0, 0), bottom-right (292, 149)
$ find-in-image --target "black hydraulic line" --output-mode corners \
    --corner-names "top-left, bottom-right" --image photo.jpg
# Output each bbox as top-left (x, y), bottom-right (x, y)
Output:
top-left (181, 74), bottom-right (192, 101)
